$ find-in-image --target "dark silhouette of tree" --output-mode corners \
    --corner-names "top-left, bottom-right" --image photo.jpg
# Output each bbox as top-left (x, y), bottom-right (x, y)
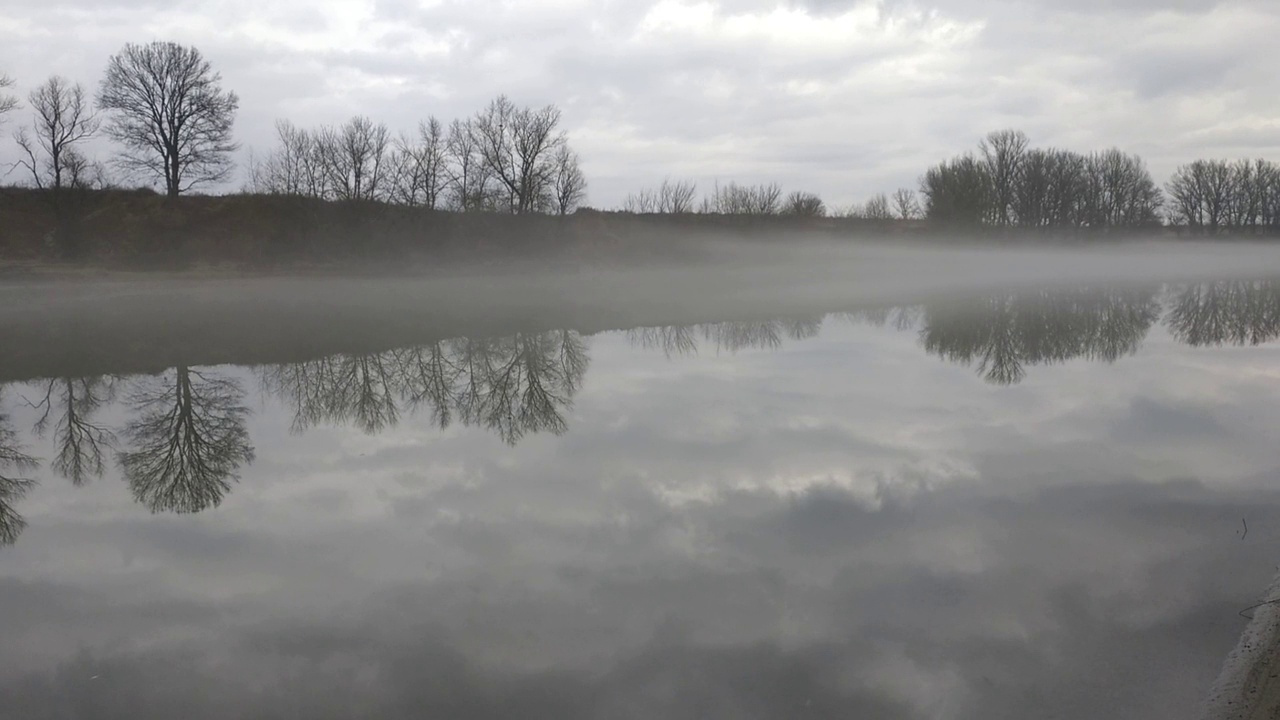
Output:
top-left (260, 352), bottom-right (402, 434)
top-left (453, 331), bottom-right (587, 444)
top-left (782, 191), bottom-right (826, 217)
top-left (1080, 149), bottom-right (1162, 229)
top-left (0, 405), bottom-right (38, 546)
top-left (390, 117), bottom-right (447, 208)
top-left (14, 76), bottom-right (100, 191)
top-left (118, 367), bottom-right (254, 513)
top-left (97, 41), bottom-right (239, 198)
top-left (395, 342), bottom-right (461, 429)
top-left (862, 192), bottom-right (893, 220)
top-left (921, 288), bottom-right (1161, 384)
top-left (892, 188), bottom-right (919, 220)
top-left (623, 179), bottom-right (698, 214)
top-left (627, 325), bottom-right (700, 357)
top-left (0, 73), bottom-right (17, 123)
top-left (471, 96), bottom-right (566, 214)
top-left (247, 119), bottom-right (326, 197)
top-left (1166, 281), bottom-right (1280, 346)
top-left (14, 76), bottom-right (104, 257)
top-left (27, 377), bottom-right (117, 486)
top-left (316, 115), bottom-right (392, 201)
top-left (1167, 159), bottom-right (1280, 235)
top-left (548, 145), bottom-right (587, 215)
top-left (979, 129), bottom-right (1030, 227)
top-left (701, 181), bottom-right (782, 215)
top-left (921, 153), bottom-right (992, 228)
top-left (444, 117), bottom-right (494, 211)
top-left (260, 332), bottom-right (589, 445)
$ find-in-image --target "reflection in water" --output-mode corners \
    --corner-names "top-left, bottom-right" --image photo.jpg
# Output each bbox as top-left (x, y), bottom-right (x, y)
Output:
top-left (27, 376), bottom-right (118, 486)
top-left (627, 317), bottom-right (824, 356)
top-left (919, 287), bottom-right (1162, 385)
top-left (0, 282), bottom-right (1278, 540)
top-left (119, 367), bottom-right (256, 514)
top-left (1167, 280), bottom-right (1280, 347)
top-left (261, 330), bottom-right (590, 445)
top-left (0, 404), bottom-right (38, 546)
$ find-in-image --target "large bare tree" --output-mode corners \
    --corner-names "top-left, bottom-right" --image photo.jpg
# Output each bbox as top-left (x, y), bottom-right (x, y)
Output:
top-left (97, 41), bottom-right (239, 198)
top-left (14, 76), bottom-right (100, 192)
top-left (471, 96), bottom-right (566, 213)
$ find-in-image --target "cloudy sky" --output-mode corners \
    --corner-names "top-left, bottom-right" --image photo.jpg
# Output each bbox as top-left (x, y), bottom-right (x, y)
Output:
top-left (3, 0), bottom-right (1280, 208)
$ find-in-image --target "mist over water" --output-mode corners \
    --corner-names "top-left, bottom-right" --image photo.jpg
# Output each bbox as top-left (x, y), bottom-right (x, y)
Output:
top-left (2, 242), bottom-right (1280, 719)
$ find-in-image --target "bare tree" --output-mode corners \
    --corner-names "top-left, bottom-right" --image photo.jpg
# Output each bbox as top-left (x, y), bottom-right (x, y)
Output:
top-left (782, 190), bottom-right (826, 217)
top-left (892, 188), bottom-right (919, 220)
top-left (249, 120), bottom-right (326, 197)
top-left (979, 129), bottom-right (1030, 227)
top-left (702, 181), bottom-right (782, 215)
top-left (119, 367), bottom-right (255, 513)
top-left (97, 41), bottom-right (239, 198)
top-left (314, 115), bottom-right (392, 202)
top-left (471, 96), bottom-right (566, 213)
top-left (549, 144), bottom-right (587, 215)
top-left (0, 407), bottom-right (39, 546)
top-left (863, 192), bottom-right (893, 220)
top-left (0, 73), bottom-right (18, 124)
top-left (444, 118), bottom-right (493, 211)
top-left (27, 377), bottom-right (117, 486)
top-left (389, 117), bottom-right (446, 208)
top-left (623, 179), bottom-right (698, 214)
top-left (14, 76), bottom-right (100, 191)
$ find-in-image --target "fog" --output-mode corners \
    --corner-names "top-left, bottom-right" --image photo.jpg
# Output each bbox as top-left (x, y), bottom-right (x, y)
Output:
top-left (3, 239), bottom-right (1280, 382)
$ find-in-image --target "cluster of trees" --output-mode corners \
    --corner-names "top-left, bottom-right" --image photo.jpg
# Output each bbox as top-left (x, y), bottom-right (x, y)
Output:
top-left (1, 41), bottom-right (588, 259)
top-left (1166, 159), bottom-right (1280, 234)
top-left (917, 130), bottom-right (1163, 231)
top-left (247, 96), bottom-right (587, 215)
top-left (622, 180), bottom-right (831, 217)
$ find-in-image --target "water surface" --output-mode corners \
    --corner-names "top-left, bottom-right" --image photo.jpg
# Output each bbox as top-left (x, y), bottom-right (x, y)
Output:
top-left (2, 272), bottom-right (1280, 719)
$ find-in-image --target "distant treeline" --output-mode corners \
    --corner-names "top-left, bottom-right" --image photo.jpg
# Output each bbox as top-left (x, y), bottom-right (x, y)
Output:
top-left (620, 131), bottom-right (1280, 236)
top-left (4, 41), bottom-right (1280, 266)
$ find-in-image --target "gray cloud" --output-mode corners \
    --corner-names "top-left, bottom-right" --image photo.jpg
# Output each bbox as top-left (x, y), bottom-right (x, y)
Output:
top-left (1, 0), bottom-right (1277, 206)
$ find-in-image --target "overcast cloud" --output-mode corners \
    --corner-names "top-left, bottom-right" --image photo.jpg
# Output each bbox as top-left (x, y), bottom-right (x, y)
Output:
top-left (2, 1), bottom-right (1280, 208)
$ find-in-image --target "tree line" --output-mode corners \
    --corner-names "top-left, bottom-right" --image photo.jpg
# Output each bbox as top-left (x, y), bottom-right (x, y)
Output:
top-left (617, 131), bottom-right (1280, 235)
top-left (245, 97), bottom-right (587, 215)
top-left (6, 47), bottom-right (1280, 246)
top-left (0, 41), bottom-right (588, 258)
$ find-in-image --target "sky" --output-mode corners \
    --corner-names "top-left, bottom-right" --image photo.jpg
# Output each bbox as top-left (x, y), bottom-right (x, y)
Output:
top-left (2, 0), bottom-right (1280, 209)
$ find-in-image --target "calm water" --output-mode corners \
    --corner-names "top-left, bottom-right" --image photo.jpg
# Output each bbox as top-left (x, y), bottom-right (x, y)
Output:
top-left (2, 276), bottom-right (1280, 718)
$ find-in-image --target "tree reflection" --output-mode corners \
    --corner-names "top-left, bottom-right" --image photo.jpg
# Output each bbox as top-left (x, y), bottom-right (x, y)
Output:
top-left (260, 330), bottom-right (590, 445)
top-left (0, 405), bottom-right (38, 546)
top-left (627, 316), bottom-right (825, 356)
top-left (27, 377), bottom-right (117, 486)
top-left (118, 367), bottom-right (255, 513)
top-left (920, 288), bottom-right (1162, 385)
top-left (1166, 280), bottom-right (1280, 347)
top-left (264, 353), bottom-right (403, 434)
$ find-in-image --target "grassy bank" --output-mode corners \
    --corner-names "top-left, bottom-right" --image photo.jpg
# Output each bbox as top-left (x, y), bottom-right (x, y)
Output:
top-left (0, 187), bottom-right (1206, 271)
